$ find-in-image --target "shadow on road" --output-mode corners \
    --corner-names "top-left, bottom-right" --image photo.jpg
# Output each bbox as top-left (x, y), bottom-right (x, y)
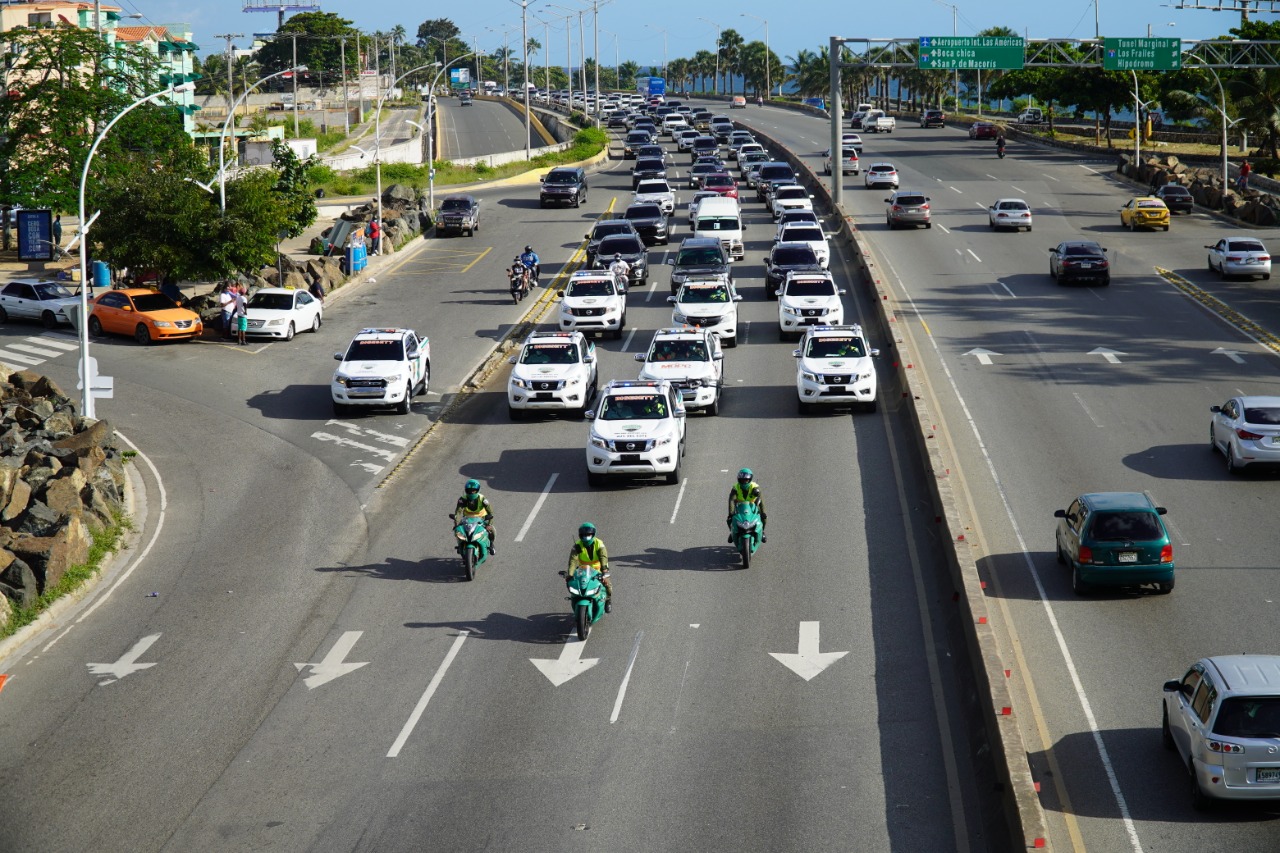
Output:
top-left (404, 612), bottom-right (568, 644)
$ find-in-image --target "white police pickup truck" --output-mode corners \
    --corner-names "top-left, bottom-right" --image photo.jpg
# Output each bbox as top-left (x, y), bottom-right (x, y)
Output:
top-left (507, 330), bottom-right (598, 419)
top-left (331, 327), bottom-right (431, 416)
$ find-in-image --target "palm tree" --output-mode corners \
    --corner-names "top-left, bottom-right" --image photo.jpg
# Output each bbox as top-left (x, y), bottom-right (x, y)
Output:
top-left (692, 49), bottom-right (716, 95)
top-left (1227, 66), bottom-right (1280, 158)
top-left (718, 28), bottom-right (745, 95)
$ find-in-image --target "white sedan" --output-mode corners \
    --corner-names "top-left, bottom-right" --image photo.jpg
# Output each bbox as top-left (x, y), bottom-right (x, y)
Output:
top-left (245, 287), bottom-right (324, 340)
top-left (988, 198), bottom-right (1033, 232)
top-left (1206, 236), bottom-right (1271, 280)
top-left (1210, 395), bottom-right (1280, 473)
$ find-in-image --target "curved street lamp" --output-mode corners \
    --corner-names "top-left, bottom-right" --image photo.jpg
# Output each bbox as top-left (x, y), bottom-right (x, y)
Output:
top-left (218, 65), bottom-right (306, 213)
top-left (76, 82), bottom-right (192, 419)
top-left (370, 62), bottom-right (440, 254)
top-left (421, 54), bottom-right (476, 210)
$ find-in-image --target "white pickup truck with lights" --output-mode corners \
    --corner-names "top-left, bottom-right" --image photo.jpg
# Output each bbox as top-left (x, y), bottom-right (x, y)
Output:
top-left (793, 324), bottom-right (879, 414)
top-left (507, 331), bottom-right (598, 419)
top-left (585, 379), bottom-right (687, 486)
top-left (331, 327), bottom-right (431, 416)
top-left (634, 327), bottom-right (724, 415)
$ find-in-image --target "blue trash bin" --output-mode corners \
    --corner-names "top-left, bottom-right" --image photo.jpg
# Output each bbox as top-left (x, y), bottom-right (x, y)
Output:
top-left (92, 260), bottom-right (110, 289)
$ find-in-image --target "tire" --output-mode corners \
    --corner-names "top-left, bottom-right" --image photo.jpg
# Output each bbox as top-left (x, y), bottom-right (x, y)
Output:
top-left (397, 383), bottom-right (412, 415)
top-left (613, 314), bottom-right (626, 340)
top-left (284, 322), bottom-right (295, 342)
top-left (134, 324), bottom-right (152, 345)
top-left (1157, 579), bottom-right (1175, 595)
top-left (666, 453), bottom-right (681, 485)
top-left (1226, 444), bottom-right (1242, 475)
top-left (706, 393), bottom-right (720, 416)
top-left (1190, 762), bottom-right (1213, 812)
top-left (575, 603), bottom-right (590, 641)
top-left (1164, 225), bottom-right (1170, 232)
top-left (40, 311), bottom-right (57, 329)
top-left (724, 335), bottom-right (736, 349)
top-left (463, 548), bottom-right (476, 582)
top-left (1071, 563), bottom-right (1091, 596)
top-left (1101, 276), bottom-right (1111, 287)
top-left (1129, 219), bottom-right (1136, 232)
top-left (864, 398), bottom-right (878, 413)
top-left (740, 538), bottom-right (751, 569)
top-left (1207, 257), bottom-right (1214, 272)
top-left (0, 306), bottom-right (7, 322)
top-left (1162, 705), bottom-right (1176, 751)
top-left (1050, 265), bottom-right (1058, 281)
top-left (311, 314), bottom-right (321, 333)
top-left (926, 222), bottom-right (933, 229)
top-left (418, 364), bottom-right (430, 396)
top-left (798, 399), bottom-right (813, 415)
top-left (333, 402), bottom-right (349, 417)
top-left (1056, 541), bottom-right (1066, 565)
top-left (508, 405), bottom-right (524, 421)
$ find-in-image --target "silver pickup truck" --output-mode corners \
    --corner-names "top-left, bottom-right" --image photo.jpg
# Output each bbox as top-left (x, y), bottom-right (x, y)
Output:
top-left (860, 110), bottom-right (896, 133)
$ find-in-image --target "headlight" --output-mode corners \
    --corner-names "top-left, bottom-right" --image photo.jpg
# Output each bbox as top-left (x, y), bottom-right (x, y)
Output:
top-left (266, 318), bottom-right (284, 327)
top-left (782, 305), bottom-right (800, 316)
top-left (673, 311), bottom-right (687, 323)
top-left (455, 531), bottom-right (467, 541)
top-left (385, 374), bottom-right (403, 384)
top-left (568, 586), bottom-right (582, 595)
top-left (567, 378), bottom-right (581, 386)
top-left (672, 272), bottom-right (687, 284)
top-left (656, 436), bottom-right (673, 446)
top-left (858, 371), bottom-right (873, 381)
top-left (153, 321), bottom-right (172, 328)
top-left (801, 372), bottom-right (818, 382)
top-left (335, 375), bottom-right (350, 387)
top-left (510, 377), bottom-right (529, 389)
top-left (590, 436), bottom-right (608, 450)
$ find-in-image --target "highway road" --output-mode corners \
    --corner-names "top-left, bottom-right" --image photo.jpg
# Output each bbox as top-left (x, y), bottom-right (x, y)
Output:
top-left (711, 101), bottom-right (1280, 850)
top-left (0, 116), bottom-right (1003, 848)
top-left (436, 95), bottom-right (549, 160)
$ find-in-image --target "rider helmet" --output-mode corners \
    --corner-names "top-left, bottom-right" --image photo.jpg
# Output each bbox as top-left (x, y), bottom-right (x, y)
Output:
top-left (465, 478), bottom-right (481, 494)
top-left (524, 245), bottom-right (533, 253)
top-left (614, 253), bottom-right (622, 260)
top-left (737, 468), bottom-right (754, 486)
top-left (578, 522), bottom-right (596, 542)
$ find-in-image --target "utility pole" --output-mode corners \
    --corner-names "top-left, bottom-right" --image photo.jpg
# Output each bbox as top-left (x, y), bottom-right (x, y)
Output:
top-left (214, 33), bottom-right (244, 127)
top-left (340, 35), bottom-right (350, 135)
top-left (577, 10), bottom-right (586, 103)
top-left (290, 32), bottom-right (299, 136)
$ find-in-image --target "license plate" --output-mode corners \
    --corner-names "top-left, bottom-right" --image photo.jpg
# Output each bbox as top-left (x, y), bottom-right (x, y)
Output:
top-left (1117, 552), bottom-right (1138, 563)
top-left (828, 386), bottom-right (846, 394)
top-left (619, 454), bottom-right (642, 464)
top-left (1258, 768), bottom-right (1280, 783)
top-left (1080, 263), bottom-right (1094, 269)
top-left (535, 393), bottom-right (554, 401)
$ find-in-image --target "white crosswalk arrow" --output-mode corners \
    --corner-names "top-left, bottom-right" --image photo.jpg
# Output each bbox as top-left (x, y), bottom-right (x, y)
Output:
top-left (964, 347), bottom-right (1001, 365)
top-left (1212, 347), bottom-right (1245, 364)
top-left (295, 631), bottom-right (369, 689)
top-left (531, 634), bottom-right (599, 686)
top-left (770, 622), bottom-right (848, 681)
top-left (1089, 347), bottom-right (1127, 364)
top-left (87, 634), bottom-right (160, 684)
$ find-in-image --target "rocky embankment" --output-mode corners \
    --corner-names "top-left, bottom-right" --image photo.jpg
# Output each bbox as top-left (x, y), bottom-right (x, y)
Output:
top-left (1122, 154), bottom-right (1280, 225)
top-left (0, 371), bottom-right (126, 628)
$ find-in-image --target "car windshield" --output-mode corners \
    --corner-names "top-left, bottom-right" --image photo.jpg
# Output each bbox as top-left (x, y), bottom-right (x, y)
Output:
top-left (680, 284), bottom-right (730, 303)
top-left (776, 188), bottom-right (807, 200)
top-left (783, 228), bottom-right (824, 242)
top-left (344, 339), bottom-right (404, 361)
top-left (568, 279), bottom-right (616, 297)
top-left (636, 181), bottom-right (669, 194)
top-left (636, 159), bottom-right (663, 170)
top-left (545, 172), bottom-right (578, 184)
top-left (1229, 240), bottom-right (1267, 253)
top-left (806, 336), bottom-right (866, 358)
top-left (773, 246), bottom-right (819, 265)
top-left (1244, 406), bottom-right (1280, 425)
top-left (627, 133), bottom-right (648, 142)
top-left (33, 283), bottom-right (72, 299)
top-left (440, 199), bottom-right (472, 211)
top-left (1088, 511), bottom-right (1162, 541)
top-left (599, 237), bottom-right (642, 255)
top-left (593, 222), bottom-right (633, 238)
top-left (625, 205), bottom-right (662, 220)
top-left (650, 340), bottom-right (708, 361)
top-left (248, 293), bottom-right (295, 310)
top-left (600, 393), bottom-right (668, 420)
top-left (132, 293), bottom-right (180, 312)
top-left (1213, 696), bottom-right (1280, 738)
top-left (698, 217), bottom-right (738, 231)
top-left (787, 278), bottom-right (836, 297)
top-left (760, 167), bottom-right (793, 180)
top-left (677, 247), bottom-right (725, 265)
top-left (704, 175), bottom-right (733, 187)
top-left (521, 342), bottom-right (578, 364)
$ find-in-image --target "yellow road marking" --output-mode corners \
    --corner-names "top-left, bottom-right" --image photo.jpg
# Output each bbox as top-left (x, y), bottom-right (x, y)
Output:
top-left (1156, 266), bottom-right (1280, 354)
top-left (460, 246), bottom-right (492, 273)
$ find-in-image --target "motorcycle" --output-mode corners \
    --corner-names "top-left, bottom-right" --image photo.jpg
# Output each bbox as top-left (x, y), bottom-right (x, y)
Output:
top-left (449, 513), bottom-right (491, 581)
top-left (996, 142), bottom-right (1006, 160)
top-left (559, 566), bottom-right (608, 640)
top-left (508, 267), bottom-right (530, 303)
top-left (730, 500), bottom-right (763, 568)
top-left (522, 261), bottom-right (541, 287)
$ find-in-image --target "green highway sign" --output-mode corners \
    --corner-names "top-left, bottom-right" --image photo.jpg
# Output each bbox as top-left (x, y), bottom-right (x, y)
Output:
top-left (918, 36), bottom-right (1025, 71)
top-left (1102, 38), bottom-right (1181, 71)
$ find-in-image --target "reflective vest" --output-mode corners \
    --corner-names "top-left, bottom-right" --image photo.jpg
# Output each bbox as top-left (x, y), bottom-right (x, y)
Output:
top-left (572, 538), bottom-right (605, 569)
top-left (461, 494), bottom-right (490, 518)
top-left (733, 482), bottom-right (760, 504)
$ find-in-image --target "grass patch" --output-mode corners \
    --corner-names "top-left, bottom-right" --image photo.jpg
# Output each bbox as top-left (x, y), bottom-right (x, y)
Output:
top-left (269, 117), bottom-right (347, 152)
top-left (0, 515), bottom-right (132, 641)
top-left (309, 126), bottom-right (608, 198)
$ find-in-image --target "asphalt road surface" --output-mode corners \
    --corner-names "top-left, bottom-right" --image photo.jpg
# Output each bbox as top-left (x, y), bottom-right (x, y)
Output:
top-left (437, 95), bottom-right (546, 160)
top-left (0, 115), bottom-right (1004, 849)
top-left (712, 100), bottom-right (1280, 851)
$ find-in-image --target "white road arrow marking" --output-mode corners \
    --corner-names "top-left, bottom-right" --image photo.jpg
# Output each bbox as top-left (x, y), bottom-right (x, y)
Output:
top-left (311, 432), bottom-right (399, 461)
top-left (531, 634), bottom-right (599, 686)
top-left (1212, 347), bottom-right (1245, 364)
top-left (87, 633), bottom-right (160, 684)
top-left (1089, 347), bottom-right (1127, 364)
top-left (769, 622), bottom-right (848, 681)
top-left (326, 420), bottom-right (409, 447)
top-left (964, 347), bottom-right (1001, 365)
top-left (295, 631), bottom-right (369, 689)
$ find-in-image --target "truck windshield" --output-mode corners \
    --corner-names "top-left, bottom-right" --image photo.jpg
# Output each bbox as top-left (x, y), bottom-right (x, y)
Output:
top-left (344, 340), bottom-right (404, 361)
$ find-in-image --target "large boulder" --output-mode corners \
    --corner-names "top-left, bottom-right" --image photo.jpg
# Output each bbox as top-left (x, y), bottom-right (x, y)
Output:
top-left (282, 270), bottom-right (308, 291)
top-left (0, 553), bottom-right (36, 607)
top-left (10, 516), bottom-right (91, 592)
top-left (383, 183), bottom-right (416, 205)
top-left (52, 418), bottom-right (112, 454)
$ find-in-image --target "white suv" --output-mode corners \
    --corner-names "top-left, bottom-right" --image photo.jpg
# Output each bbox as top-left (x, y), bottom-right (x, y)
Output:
top-left (667, 275), bottom-right (742, 347)
top-left (331, 327), bottom-right (431, 416)
top-left (1163, 655), bottom-right (1280, 809)
top-left (507, 331), bottom-right (598, 419)
top-left (771, 185), bottom-right (815, 220)
top-left (776, 222), bottom-right (830, 269)
top-left (777, 271), bottom-right (846, 340)
top-left (586, 380), bottom-right (687, 486)
top-left (634, 326), bottom-right (725, 415)
top-left (558, 270), bottom-right (628, 339)
top-left (793, 324), bottom-right (879, 413)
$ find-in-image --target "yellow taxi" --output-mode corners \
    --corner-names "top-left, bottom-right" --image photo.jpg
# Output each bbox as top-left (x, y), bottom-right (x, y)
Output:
top-left (88, 288), bottom-right (203, 344)
top-left (1120, 197), bottom-right (1171, 232)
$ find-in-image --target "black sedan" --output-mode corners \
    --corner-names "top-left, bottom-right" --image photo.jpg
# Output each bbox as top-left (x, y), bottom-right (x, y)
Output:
top-left (585, 219), bottom-right (640, 267)
top-left (1154, 183), bottom-right (1194, 214)
top-left (1049, 241), bottom-right (1110, 286)
top-left (632, 157), bottom-right (668, 189)
top-left (764, 242), bottom-right (823, 299)
top-left (622, 202), bottom-right (670, 246)
top-left (593, 234), bottom-right (648, 283)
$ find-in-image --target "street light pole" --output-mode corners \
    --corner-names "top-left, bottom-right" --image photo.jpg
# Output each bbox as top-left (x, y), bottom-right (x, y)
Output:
top-left (77, 82), bottom-right (189, 419)
top-left (699, 18), bottom-right (721, 96)
top-left (424, 54), bottom-right (476, 209)
top-left (508, 0), bottom-right (536, 159)
top-left (601, 28), bottom-right (619, 92)
top-left (372, 62), bottom-right (439, 255)
top-left (548, 6), bottom-right (576, 110)
top-left (219, 66), bottom-right (305, 212)
top-left (1188, 58), bottom-right (1237, 193)
top-left (934, 0), bottom-right (959, 113)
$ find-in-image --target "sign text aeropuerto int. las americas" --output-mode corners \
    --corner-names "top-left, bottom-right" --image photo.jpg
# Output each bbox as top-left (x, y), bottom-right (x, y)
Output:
top-left (919, 36), bottom-right (1025, 71)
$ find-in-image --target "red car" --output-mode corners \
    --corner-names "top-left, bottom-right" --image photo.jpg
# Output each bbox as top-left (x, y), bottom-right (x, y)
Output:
top-left (969, 122), bottom-right (999, 140)
top-left (701, 172), bottom-right (739, 200)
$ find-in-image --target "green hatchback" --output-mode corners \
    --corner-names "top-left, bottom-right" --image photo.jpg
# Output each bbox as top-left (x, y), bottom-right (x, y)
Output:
top-left (1054, 492), bottom-right (1175, 595)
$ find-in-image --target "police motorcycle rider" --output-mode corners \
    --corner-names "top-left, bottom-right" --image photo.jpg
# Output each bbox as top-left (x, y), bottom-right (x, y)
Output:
top-left (566, 522), bottom-right (612, 611)
top-left (451, 478), bottom-right (496, 555)
top-left (726, 468), bottom-right (767, 544)
top-left (519, 245), bottom-right (541, 286)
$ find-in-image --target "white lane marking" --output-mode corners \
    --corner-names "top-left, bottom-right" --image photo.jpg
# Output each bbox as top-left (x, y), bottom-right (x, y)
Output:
top-left (294, 631), bottom-right (369, 689)
top-left (935, 223), bottom-right (951, 234)
top-left (311, 432), bottom-right (399, 462)
top-left (1080, 164), bottom-right (1104, 175)
top-left (965, 348), bottom-right (1000, 365)
top-left (326, 420), bottom-right (409, 446)
top-left (669, 477), bottom-right (688, 524)
top-left (974, 203), bottom-right (988, 211)
top-left (997, 282), bottom-right (1016, 298)
top-left (883, 268), bottom-right (1145, 853)
top-left (1089, 347), bottom-right (1126, 364)
top-left (514, 473), bottom-right (559, 543)
top-left (609, 630), bottom-right (644, 724)
top-left (1212, 347), bottom-right (1245, 364)
top-left (531, 634), bottom-right (599, 685)
top-left (621, 328), bottom-right (637, 351)
top-left (30, 335), bottom-right (78, 350)
top-left (0, 349), bottom-right (43, 365)
top-left (985, 173), bottom-right (999, 181)
top-left (8, 343), bottom-right (65, 357)
top-left (1044, 173), bottom-right (1061, 182)
top-left (1073, 392), bottom-right (1104, 428)
top-left (1011, 185), bottom-right (1026, 193)
top-left (949, 186), bottom-right (963, 194)
top-left (966, 249), bottom-right (982, 263)
top-left (86, 633), bottom-right (160, 685)
top-left (387, 630), bottom-right (469, 758)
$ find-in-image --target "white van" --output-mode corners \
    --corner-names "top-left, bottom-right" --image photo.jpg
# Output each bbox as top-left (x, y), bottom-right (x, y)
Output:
top-left (692, 197), bottom-right (744, 261)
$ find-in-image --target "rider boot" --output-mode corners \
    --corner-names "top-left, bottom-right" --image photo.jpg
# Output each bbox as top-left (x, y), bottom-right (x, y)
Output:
top-left (726, 515), bottom-right (734, 544)
top-left (602, 576), bottom-right (613, 612)
top-left (761, 512), bottom-right (768, 543)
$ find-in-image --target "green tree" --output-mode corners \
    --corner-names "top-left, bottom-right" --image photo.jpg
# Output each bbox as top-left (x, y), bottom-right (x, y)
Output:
top-left (717, 28), bottom-right (745, 95)
top-left (618, 60), bottom-right (641, 89)
top-left (255, 12), bottom-right (359, 81)
top-left (270, 140), bottom-right (318, 238)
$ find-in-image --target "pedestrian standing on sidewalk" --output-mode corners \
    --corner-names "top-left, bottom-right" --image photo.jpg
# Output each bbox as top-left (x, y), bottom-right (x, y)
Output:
top-left (368, 218), bottom-right (381, 256)
top-left (51, 215), bottom-right (62, 250)
top-left (232, 285), bottom-right (249, 345)
top-left (308, 277), bottom-right (326, 305)
top-left (218, 285), bottom-right (235, 338)
top-left (1238, 158), bottom-right (1252, 192)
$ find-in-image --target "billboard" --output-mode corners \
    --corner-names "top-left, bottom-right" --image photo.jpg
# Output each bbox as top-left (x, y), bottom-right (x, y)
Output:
top-left (16, 209), bottom-right (53, 262)
top-left (450, 67), bottom-right (471, 89)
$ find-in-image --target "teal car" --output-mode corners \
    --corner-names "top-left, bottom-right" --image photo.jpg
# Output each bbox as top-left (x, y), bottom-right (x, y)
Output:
top-left (1054, 492), bottom-right (1175, 595)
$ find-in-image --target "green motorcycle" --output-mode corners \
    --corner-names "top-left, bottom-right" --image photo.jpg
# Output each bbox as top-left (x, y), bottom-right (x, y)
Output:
top-left (449, 513), bottom-right (491, 581)
top-left (730, 500), bottom-right (763, 568)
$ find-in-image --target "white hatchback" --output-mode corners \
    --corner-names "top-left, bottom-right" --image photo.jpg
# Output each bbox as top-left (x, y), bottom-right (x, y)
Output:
top-left (777, 271), bottom-right (846, 339)
top-left (864, 162), bottom-right (899, 189)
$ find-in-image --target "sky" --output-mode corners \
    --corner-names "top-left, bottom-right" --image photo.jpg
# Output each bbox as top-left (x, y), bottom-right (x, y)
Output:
top-left (121, 0), bottom-right (1268, 61)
